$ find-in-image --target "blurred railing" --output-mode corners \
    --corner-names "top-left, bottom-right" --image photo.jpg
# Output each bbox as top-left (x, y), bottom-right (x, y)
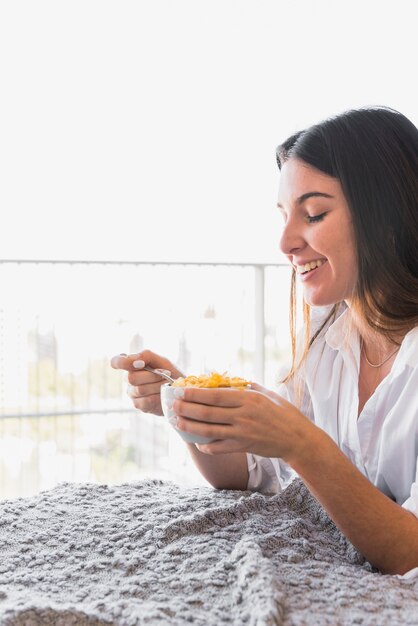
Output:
top-left (0, 260), bottom-right (291, 499)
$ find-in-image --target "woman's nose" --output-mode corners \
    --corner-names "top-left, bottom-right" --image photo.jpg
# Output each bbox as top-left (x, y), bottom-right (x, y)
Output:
top-left (279, 219), bottom-right (305, 256)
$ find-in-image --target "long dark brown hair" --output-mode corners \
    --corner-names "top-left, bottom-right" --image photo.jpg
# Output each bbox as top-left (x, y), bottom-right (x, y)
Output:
top-left (276, 106), bottom-right (418, 382)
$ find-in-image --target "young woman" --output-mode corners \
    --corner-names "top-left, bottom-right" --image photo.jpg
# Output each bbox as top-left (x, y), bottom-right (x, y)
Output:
top-left (111, 106), bottom-right (418, 576)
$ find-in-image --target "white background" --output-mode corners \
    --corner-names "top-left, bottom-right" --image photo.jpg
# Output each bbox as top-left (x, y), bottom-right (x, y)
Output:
top-left (0, 0), bottom-right (417, 264)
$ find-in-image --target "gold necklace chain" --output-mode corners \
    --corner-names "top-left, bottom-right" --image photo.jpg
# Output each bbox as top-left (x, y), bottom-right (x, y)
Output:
top-left (360, 339), bottom-right (400, 368)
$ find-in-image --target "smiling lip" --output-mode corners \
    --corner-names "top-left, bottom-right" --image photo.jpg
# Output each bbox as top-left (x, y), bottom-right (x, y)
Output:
top-left (295, 259), bottom-right (327, 273)
top-left (296, 259), bottom-right (327, 281)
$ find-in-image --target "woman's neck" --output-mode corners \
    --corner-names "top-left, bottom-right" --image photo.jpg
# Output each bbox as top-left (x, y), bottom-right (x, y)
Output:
top-left (344, 303), bottom-right (403, 363)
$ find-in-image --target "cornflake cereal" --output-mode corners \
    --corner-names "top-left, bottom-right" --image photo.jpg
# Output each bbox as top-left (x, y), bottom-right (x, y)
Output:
top-left (172, 371), bottom-right (251, 389)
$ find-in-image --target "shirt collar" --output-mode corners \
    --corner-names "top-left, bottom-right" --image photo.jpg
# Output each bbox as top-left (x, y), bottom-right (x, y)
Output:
top-left (398, 325), bottom-right (418, 369)
top-left (323, 305), bottom-right (355, 351)
top-left (323, 305), bottom-right (418, 371)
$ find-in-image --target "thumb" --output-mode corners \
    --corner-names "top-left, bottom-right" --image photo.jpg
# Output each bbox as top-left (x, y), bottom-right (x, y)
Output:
top-left (110, 353), bottom-right (143, 371)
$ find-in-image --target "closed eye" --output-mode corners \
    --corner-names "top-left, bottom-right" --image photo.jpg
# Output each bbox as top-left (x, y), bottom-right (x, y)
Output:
top-left (307, 212), bottom-right (327, 224)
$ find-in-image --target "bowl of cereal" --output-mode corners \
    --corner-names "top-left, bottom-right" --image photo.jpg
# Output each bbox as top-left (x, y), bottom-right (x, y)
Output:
top-left (161, 372), bottom-right (251, 444)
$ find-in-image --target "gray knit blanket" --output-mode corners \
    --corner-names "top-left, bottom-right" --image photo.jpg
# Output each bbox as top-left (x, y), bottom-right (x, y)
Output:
top-left (0, 478), bottom-right (417, 626)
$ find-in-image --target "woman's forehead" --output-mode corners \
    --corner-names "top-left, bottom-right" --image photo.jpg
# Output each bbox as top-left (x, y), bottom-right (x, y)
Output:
top-left (278, 159), bottom-right (342, 205)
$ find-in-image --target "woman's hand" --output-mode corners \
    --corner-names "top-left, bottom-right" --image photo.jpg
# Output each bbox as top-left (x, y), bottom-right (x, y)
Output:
top-left (172, 384), bottom-right (317, 462)
top-left (110, 350), bottom-right (183, 416)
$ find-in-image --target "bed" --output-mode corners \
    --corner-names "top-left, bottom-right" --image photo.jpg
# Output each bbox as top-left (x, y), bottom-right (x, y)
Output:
top-left (0, 477), bottom-right (417, 625)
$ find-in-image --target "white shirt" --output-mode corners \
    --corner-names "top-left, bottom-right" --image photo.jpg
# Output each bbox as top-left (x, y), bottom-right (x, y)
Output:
top-left (247, 306), bottom-right (418, 577)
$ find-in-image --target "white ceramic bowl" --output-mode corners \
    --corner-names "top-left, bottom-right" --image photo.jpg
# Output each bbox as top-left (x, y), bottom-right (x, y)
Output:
top-left (160, 383), bottom-right (215, 444)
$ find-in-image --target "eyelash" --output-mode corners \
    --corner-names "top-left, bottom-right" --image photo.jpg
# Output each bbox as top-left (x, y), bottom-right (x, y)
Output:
top-left (307, 212), bottom-right (327, 224)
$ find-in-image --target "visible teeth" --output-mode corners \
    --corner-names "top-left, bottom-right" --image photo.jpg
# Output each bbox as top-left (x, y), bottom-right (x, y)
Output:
top-left (297, 259), bottom-right (324, 274)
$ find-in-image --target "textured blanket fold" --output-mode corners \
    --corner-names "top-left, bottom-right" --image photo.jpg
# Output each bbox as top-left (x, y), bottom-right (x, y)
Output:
top-left (0, 478), bottom-right (417, 625)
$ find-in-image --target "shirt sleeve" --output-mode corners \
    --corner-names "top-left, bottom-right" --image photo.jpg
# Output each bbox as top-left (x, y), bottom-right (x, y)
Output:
top-left (246, 453), bottom-right (296, 494)
top-left (401, 456), bottom-right (418, 517)
top-left (246, 377), bottom-right (300, 494)
top-left (393, 457), bottom-right (418, 580)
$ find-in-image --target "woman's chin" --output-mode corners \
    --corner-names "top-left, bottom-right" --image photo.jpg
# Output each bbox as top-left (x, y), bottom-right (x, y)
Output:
top-left (302, 289), bottom-right (339, 308)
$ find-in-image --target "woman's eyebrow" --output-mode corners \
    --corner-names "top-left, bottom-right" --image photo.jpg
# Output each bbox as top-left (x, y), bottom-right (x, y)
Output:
top-left (277, 191), bottom-right (334, 209)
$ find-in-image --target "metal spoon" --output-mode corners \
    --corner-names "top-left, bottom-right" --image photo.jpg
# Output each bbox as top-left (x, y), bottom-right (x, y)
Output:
top-left (143, 365), bottom-right (176, 384)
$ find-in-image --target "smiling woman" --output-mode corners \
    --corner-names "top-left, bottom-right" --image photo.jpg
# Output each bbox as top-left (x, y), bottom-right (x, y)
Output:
top-left (277, 160), bottom-right (357, 307)
top-left (276, 107), bottom-right (418, 378)
top-left (112, 106), bottom-right (418, 577)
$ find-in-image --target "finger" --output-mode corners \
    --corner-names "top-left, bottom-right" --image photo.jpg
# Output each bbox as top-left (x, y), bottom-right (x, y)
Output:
top-left (111, 349), bottom-right (175, 374)
top-left (249, 382), bottom-right (281, 403)
top-left (127, 384), bottom-right (138, 399)
top-left (177, 387), bottom-right (249, 408)
top-left (127, 381), bottom-right (164, 399)
top-left (174, 399), bottom-right (235, 424)
top-left (137, 349), bottom-right (174, 371)
top-left (196, 439), bottom-right (245, 455)
top-left (110, 353), bottom-right (143, 371)
top-left (127, 370), bottom-right (170, 386)
top-left (132, 394), bottom-right (162, 414)
top-left (249, 382), bottom-right (266, 393)
top-left (176, 416), bottom-right (232, 439)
